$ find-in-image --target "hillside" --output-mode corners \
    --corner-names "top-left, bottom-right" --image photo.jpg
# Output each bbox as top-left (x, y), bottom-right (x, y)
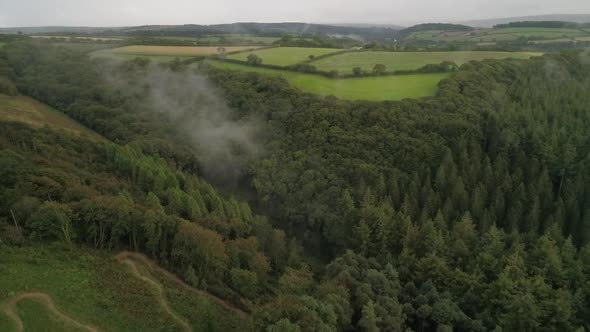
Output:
top-left (459, 14), bottom-right (590, 28)
top-left (0, 94), bottom-right (104, 142)
top-left (0, 245), bottom-right (250, 331)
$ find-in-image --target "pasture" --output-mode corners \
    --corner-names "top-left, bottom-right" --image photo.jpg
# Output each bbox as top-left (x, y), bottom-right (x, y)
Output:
top-left (210, 60), bottom-right (448, 101)
top-left (111, 45), bottom-right (261, 56)
top-left (0, 94), bottom-right (104, 142)
top-left (91, 49), bottom-right (196, 62)
top-left (227, 47), bottom-right (340, 66)
top-left (310, 51), bottom-right (542, 72)
top-left (407, 27), bottom-right (590, 43)
top-left (0, 42), bottom-right (6, 48)
top-left (0, 245), bottom-right (249, 332)
top-left (155, 35), bottom-right (281, 44)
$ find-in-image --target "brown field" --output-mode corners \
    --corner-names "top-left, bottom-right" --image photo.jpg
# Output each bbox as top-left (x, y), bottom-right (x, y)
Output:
top-left (111, 45), bottom-right (261, 56)
top-left (0, 94), bottom-right (105, 142)
top-left (575, 36), bottom-right (590, 42)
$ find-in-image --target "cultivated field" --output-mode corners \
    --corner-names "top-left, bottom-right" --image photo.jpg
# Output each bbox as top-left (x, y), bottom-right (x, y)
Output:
top-left (0, 245), bottom-right (249, 332)
top-left (0, 94), bottom-right (104, 142)
top-left (311, 51), bottom-right (542, 72)
top-left (210, 60), bottom-right (448, 101)
top-left (408, 27), bottom-right (590, 43)
top-left (227, 47), bottom-right (340, 66)
top-left (111, 45), bottom-right (261, 56)
top-left (155, 34), bottom-right (281, 44)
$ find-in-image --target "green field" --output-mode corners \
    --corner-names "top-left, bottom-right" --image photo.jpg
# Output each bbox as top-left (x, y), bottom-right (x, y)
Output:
top-left (407, 27), bottom-right (590, 43)
top-left (311, 51), bottom-right (542, 72)
top-left (227, 47), bottom-right (340, 66)
top-left (0, 94), bottom-right (105, 142)
top-left (91, 49), bottom-right (198, 63)
top-left (155, 35), bottom-right (281, 44)
top-left (0, 42), bottom-right (6, 48)
top-left (210, 60), bottom-right (448, 101)
top-left (0, 245), bottom-right (249, 332)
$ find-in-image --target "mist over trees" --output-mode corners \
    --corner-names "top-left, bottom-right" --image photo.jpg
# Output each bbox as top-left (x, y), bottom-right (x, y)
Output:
top-left (0, 40), bottom-right (589, 330)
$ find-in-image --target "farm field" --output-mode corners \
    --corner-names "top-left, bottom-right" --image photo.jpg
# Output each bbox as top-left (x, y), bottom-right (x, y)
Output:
top-left (111, 45), bottom-right (261, 56)
top-left (209, 60), bottom-right (448, 101)
top-left (311, 51), bottom-right (542, 72)
top-left (0, 245), bottom-right (250, 332)
top-left (155, 34), bottom-right (281, 44)
top-left (0, 42), bottom-right (6, 48)
top-left (0, 94), bottom-right (104, 142)
top-left (575, 36), bottom-right (590, 41)
top-left (408, 27), bottom-right (590, 42)
top-left (227, 47), bottom-right (340, 66)
top-left (91, 49), bottom-right (197, 62)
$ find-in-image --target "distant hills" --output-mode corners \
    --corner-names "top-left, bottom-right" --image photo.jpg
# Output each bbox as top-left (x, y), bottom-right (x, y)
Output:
top-left (458, 14), bottom-right (590, 28)
top-left (0, 23), bottom-right (399, 40)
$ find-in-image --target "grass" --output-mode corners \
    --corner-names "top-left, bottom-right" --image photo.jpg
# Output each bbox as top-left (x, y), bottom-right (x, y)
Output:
top-left (407, 27), bottom-right (590, 42)
top-left (155, 35), bottom-right (281, 44)
top-left (575, 36), bottom-right (590, 42)
top-left (0, 42), bottom-right (6, 48)
top-left (111, 45), bottom-right (260, 56)
top-left (0, 245), bottom-right (249, 332)
top-left (310, 51), bottom-right (542, 72)
top-left (227, 47), bottom-right (340, 66)
top-left (209, 60), bottom-right (448, 101)
top-left (0, 94), bottom-right (105, 142)
top-left (91, 49), bottom-right (197, 63)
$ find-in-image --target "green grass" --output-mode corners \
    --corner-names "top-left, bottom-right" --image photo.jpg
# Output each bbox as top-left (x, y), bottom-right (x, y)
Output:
top-left (209, 60), bottom-right (448, 101)
top-left (0, 94), bottom-right (105, 142)
top-left (12, 300), bottom-right (86, 332)
top-left (90, 49), bottom-right (195, 63)
top-left (227, 47), bottom-right (340, 66)
top-left (0, 245), bottom-right (249, 332)
top-left (0, 42), bottom-right (6, 48)
top-left (407, 27), bottom-right (590, 42)
top-left (311, 51), bottom-right (542, 72)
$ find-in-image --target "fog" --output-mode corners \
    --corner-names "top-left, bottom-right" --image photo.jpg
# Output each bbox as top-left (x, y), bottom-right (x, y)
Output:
top-left (1, 0), bottom-right (589, 27)
top-left (102, 63), bottom-right (263, 184)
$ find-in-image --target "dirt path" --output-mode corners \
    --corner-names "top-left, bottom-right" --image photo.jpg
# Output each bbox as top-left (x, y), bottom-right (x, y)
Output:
top-left (119, 258), bottom-right (192, 332)
top-left (114, 251), bottom-right (249, 320)
top-left (1, 292), bottom-right (98, 332)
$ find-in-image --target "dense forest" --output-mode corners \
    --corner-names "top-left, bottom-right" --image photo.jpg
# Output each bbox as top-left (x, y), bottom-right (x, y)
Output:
top-left (1, 41), bottom-right (590, 331)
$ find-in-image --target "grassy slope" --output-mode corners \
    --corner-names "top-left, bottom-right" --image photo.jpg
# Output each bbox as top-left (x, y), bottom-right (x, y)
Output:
top-left (210, 60), bottom-right (447, 101)
top-left (311, 51), bottom-right (542, 72)
top-left (0, 94), bottom-right (105, 142)
top-left (226, 47), bottom-right (340, 66)
top-left (0, 245), bottom-right (250, 332)
top-left (408, 27), bottom-right (590, 42)
top-left (111, 45), bottom-right (261, 56)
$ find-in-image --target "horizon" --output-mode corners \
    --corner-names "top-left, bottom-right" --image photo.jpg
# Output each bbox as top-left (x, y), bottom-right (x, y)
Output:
top-left (1, 0), bottom-right (590, 27)
top-left (1, 12), bottom-right (589, 29)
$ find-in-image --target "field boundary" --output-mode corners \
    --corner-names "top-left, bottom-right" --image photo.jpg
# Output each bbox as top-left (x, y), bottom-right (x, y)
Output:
top-left (1, 292), bottom-right (99, 332)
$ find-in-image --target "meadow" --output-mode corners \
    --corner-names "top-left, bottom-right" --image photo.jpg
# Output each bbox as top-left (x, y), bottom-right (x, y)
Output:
top-left (0, 245), bottom-right (249, 332)
top-left (227, 47), bottom-right (340, 66)
top-left (155, 34), bottom-right (281, 44)
top-left (408, 27), bottom-right (590, 43)
top-left (111, 45), bottom-right (261, 56)
top-left (209, 60), bottom-right (448, 100)
top-left (91, 49), bottom-right (196, 62)
top-left (310, 51), bottom-right (542, 72)
top-left (0, 42), bottom-right (6, 48)
top-left (0, 94), bottom-right (104, 142)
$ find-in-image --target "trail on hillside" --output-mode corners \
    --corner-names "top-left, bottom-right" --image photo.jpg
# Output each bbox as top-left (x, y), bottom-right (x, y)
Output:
top-left (115, 251), bottom-right (249, 320)
top-left (1, 292), bottom-right (98, 332)
top-left (119, 258), bottom-right (192, 332)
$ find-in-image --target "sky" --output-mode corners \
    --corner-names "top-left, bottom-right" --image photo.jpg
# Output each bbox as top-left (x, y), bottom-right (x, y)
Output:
top-left (0, 0), bottom-right (589, 27)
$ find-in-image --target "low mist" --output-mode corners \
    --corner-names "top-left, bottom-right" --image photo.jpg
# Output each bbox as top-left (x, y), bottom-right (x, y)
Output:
top-left (102, 63), bottom-right (264, 185)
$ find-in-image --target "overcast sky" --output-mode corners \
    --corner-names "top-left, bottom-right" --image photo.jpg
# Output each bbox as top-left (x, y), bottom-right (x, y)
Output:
top-left (0, 0), bottom-right (588, 27)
